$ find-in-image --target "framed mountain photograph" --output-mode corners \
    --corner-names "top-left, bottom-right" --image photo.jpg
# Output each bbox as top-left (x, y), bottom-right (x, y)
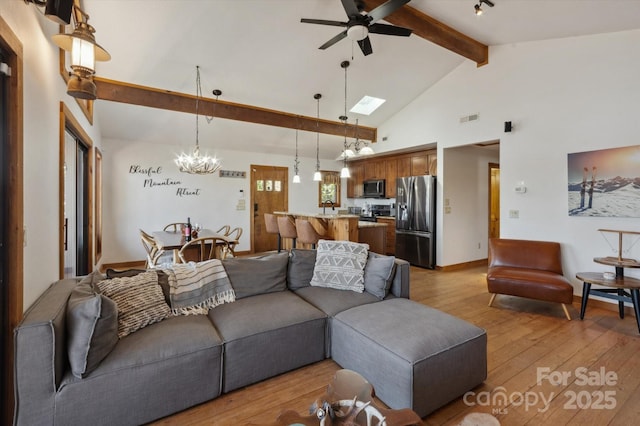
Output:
top-left (568, 144), bottom-right (640, 217)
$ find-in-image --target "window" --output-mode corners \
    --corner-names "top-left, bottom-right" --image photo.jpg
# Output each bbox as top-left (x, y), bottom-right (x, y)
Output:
top-left (317, 171), bottom-right (341, 208)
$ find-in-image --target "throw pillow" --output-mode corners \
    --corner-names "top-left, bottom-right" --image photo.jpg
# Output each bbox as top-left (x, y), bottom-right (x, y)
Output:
top-left (106, 268), bottom-right (170, 305)
top-left (310, 240), bottom-right (369, 293)
top-left (66, 272), bottom-right (119, 378)
top-left (363, 252), bottom-right (396, 299)
top-left (222, 252), bottom-right (289, 299)
top-left (96, 271), bottom-right (171, 338)
top-left (288, 249), bottom-right (317, 290)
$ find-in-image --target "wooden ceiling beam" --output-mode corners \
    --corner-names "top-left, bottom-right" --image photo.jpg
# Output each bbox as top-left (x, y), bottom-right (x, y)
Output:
top-left (94, 77), bottom-right (377, 142)
top-left (361, 0), bottom-right (489, 66)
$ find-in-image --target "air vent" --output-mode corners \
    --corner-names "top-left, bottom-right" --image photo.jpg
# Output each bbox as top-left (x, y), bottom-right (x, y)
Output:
top-left (459, 113), bottom-right (479, 123)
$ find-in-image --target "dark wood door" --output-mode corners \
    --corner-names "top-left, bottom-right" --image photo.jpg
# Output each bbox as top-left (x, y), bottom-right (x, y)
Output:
top-left (251, 165), bottom-right (288, 253)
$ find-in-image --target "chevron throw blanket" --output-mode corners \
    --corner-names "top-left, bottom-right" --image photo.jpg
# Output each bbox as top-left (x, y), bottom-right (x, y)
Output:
top-left (164, 259), bottom-right (235, 315)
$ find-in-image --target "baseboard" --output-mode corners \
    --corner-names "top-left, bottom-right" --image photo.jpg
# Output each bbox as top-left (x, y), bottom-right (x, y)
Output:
top-left (437, 258), bottom-right (488, 272)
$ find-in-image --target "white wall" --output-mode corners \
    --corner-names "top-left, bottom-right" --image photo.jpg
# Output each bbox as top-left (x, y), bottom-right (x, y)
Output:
top-left (102, 139), bottom-right (341, 263)
top-left (0, 3), bottom-right (104, 310)
top-left (443, 145), bottom-right (500, 266)
top-left (375, 29), bottom-right (640, 290)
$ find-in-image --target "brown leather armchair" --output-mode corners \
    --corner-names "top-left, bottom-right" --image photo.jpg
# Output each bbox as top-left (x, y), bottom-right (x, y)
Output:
top-left (487, 238), bottom-right (574, 320)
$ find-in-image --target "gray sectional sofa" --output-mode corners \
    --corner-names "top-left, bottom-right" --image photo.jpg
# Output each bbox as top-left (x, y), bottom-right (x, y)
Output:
top-left (14, 249), bottom-right (487, 425)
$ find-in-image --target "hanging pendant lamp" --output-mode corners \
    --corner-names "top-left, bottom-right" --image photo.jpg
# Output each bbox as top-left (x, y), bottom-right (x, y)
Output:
top-left (174, 66), bottom-right (223, 175)
top-left (339, 61), bottom-right (351, 179)
top-left (313, 93), bottom-right (322, 182)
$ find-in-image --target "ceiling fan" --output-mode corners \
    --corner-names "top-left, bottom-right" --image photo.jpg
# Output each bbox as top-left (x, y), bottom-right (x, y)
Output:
top-left (301, 0), bottom-right (413, 56)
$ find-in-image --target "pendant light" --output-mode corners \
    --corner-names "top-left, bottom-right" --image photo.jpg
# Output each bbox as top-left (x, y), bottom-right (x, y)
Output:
top-left (313, 93), bottom-right (322, 182)
top-left (339, 61), bottom-right (351, 179)
top-left (174, 66), bottom-right (223, 175)
top-left (293, 123), bottom-right (301, 183)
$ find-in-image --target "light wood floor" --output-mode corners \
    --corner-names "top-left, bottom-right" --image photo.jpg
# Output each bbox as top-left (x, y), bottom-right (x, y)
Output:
top-left (149, 265), bottom-right (640, 426)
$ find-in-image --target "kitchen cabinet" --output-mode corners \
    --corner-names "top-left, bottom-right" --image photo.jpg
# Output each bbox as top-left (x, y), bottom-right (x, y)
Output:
top-left (347, 163), bottom-right (364, 198)
top-left (385, 160), bottom-right (397, 198)
top-left (428, 153), bottom-right (437, 175)
top-left (377, 217), bottom-right (396, 255)
top-left (357, 223), bottom-right (387, 255)
top-left (364, 160), bottom-right (385, 181)
top-left (345, 149), bottom-right (436, 199)
top-left (409, 153), bottom-right (437, 176)
top-left (411, 155), bottom-right (429, 176)
top-left (397, 157), bottom-right (412, 179)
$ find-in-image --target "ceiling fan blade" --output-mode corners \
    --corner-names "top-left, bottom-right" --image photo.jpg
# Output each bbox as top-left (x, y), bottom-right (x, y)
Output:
top-left (368, 0), bottom-right (411, 23)
top-left (357, 36), bottom-right (373, 56)
top-left (319, 30), bottom-right (349, 50)
top-left (301, 18), bottom-right (347, 27)
top-left (341, 0), bottom-right (361, 18)
top-left (368, 22), bottom-right (412, 37)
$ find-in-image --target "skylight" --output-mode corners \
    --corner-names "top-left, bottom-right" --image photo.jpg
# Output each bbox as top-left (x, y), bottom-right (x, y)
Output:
top-left (350, 95), bottom-right (386, 116)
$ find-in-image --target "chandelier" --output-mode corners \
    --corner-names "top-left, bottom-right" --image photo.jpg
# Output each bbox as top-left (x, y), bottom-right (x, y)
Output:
top-left (337, 119), bottom-right (375, 159)
top-left (337, 61), bottom-right (374, 166)
top-left (175, 66), bottom-right (223, 175)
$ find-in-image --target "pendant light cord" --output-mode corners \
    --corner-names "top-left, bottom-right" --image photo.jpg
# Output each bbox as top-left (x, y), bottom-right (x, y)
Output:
top-left (316, 95), bottom-right (320, 172)
top-left (195, 66), bottom-right (201, 149)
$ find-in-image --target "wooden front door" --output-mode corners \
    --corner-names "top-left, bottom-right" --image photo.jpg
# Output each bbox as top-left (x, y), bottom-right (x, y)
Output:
top-left (489, 162), bottom-right (500, 239)
top-left (251, 165), bottom-right (288, 253)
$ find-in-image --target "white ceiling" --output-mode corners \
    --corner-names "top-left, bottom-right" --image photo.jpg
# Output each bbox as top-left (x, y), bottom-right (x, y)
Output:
top-left (82, 0), bottom-right (640, 160)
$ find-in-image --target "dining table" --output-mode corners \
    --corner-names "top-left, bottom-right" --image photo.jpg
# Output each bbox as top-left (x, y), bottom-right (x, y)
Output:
top-left (152, 229), bottom-right (233, 263)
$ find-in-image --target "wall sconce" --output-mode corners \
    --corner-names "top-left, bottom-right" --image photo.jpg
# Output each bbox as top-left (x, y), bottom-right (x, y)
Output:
top-left (52, 6), bottom-right (110, 100)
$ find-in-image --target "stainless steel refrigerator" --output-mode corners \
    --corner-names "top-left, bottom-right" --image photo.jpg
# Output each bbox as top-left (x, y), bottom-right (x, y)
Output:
top-left (395, 175), bottom-right (436, 269)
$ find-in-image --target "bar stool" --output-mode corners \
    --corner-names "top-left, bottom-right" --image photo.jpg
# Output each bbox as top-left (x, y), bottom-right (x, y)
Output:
top-left (264, 213), bottom-right (282, 252)
top-left (277, 216), bottom-right (298, 250)
top-left (295, 218), bottom-right (327, 249)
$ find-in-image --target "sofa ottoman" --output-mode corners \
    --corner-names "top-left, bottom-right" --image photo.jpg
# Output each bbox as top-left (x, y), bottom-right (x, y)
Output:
top-left (331, 298), bottom-right (487, 417)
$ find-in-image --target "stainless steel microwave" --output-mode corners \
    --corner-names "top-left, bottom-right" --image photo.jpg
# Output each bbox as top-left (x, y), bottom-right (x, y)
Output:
top-left (363, 179), bottom-right (385, 198)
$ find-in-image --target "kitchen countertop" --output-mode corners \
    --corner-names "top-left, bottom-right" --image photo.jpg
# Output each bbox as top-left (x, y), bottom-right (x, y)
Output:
top-left (273, 211), bottom-right (360, 219)
top-left (273, 212), bottom-right (360, 219)
top-left (358, 222), bottom-right (388, 228)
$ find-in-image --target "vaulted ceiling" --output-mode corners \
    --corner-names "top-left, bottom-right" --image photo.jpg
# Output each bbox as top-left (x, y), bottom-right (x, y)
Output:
top-left (80, 0), bottom-right (640, 160)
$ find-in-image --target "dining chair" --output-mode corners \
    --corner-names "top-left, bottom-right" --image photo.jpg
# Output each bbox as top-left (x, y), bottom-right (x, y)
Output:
top-left (277, 216), bottom-right (297, 250)
top-left (264, 213), bottom-right (282, 252)
top-left (216, 225), bottom-right (231, 235)
top-left (225, 227), bottom-right (243, 257)
top-left (163, 222), bottom-right (184, 232)
top-left (178, 236), bottom-right (231, 263)
top-left (140, 229), bottom-right (168, 268)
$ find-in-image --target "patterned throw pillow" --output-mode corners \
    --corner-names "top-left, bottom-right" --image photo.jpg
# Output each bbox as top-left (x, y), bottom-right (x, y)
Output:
top-left (310, 240), bottom-right (369, 293)
top-left (97, 271), bottom-right (171, 338)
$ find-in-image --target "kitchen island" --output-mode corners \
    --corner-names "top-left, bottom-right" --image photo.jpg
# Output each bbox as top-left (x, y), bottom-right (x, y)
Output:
top-left (272, 212), bottom-right (387, 254)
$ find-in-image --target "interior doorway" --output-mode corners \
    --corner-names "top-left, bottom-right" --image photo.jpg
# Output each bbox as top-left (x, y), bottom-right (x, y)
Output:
top-left (59, 104), bottom-right (93, 279)
top-left (489, 163), bottom-right (500, 239)
top-left (250, 165), bottom-right (288, 253)
top-left (63, 130), bottom-right (90, 277)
